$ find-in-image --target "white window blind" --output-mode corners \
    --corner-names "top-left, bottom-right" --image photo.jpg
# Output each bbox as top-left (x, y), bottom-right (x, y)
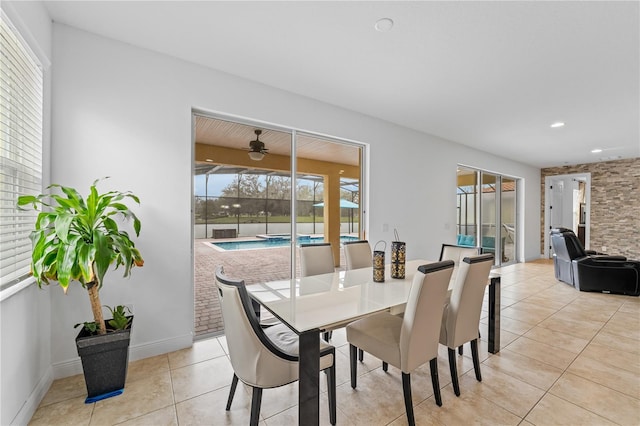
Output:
top-left (0, 12), bottom-right (43, 291)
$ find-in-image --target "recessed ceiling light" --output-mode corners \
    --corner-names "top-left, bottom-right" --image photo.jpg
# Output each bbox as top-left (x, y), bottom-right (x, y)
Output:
top-left (550, 122), bottom-right (565, 128)
top-left (374, 18), bottom-right (394, 32)
top-left (591, 149), bottom-right (602, 153)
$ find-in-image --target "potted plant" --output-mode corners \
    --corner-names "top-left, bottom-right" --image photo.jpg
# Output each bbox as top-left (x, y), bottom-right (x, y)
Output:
top-left (17, 177), bottom-right (143, 402)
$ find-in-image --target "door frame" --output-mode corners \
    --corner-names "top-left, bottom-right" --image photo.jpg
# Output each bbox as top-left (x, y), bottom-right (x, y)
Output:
top-left (543, 172), bottom-right (591, 258)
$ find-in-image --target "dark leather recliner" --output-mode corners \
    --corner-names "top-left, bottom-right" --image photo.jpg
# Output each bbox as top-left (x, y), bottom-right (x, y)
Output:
top-left (573, 257), bottom-right (640, 296)
top-left (550, 228), bottom-right (600, 285)
top-left (550, 228), bottom-right (639, 296)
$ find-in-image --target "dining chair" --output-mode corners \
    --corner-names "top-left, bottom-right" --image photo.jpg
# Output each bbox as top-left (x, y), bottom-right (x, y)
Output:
top-left (343, 240), bottom-right (372, 360)
top-left (343, 240), bottom-right (373, 270)
top-left (299, 242), bottom-right (335, 277)
top-left (215, 266), bottom-right (337, 426)
top-left (439, 243), bottom-right (482, 355)
top-left (439, 253), bottom-right (494, 397)
top-left (439, 243), bottom-right (481, 266)
top-left (299, 243), bottom-right (335, 341)
top-left (346, 261), bottom-right (455, 426)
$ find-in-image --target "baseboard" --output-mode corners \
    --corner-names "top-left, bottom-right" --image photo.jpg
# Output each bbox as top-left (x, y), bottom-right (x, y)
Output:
top-left (129, 332), bottom-right (194, 362)
top-left (51, 332), bottom-right (194, 380)
top-left (12, 366), bottom-right (53, 426)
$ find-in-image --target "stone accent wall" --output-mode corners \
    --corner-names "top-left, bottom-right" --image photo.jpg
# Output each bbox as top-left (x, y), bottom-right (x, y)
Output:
top-left (541, 158), bottom-right (640, 260)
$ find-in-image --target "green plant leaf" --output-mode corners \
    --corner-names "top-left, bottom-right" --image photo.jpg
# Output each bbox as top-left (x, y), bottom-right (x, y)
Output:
top-left (86, 184), bottom-right (99, 221)
top-left (58, 185), bottom-right (86, 210)
top-left (55, 235), bottom-right (80, 292)
top-left (76, 240), bottom-right (96, 283)
top-left (96, 194), bottom-right (114, 216)
top-left (92, 230), bottom-right (112, 288)
top-left (105, 305), bottom-right (132, 330)
top-left (51, 194), bottom-right (79, 212)
top-left (54, 213), bottom-right (74, 244)
top-left (103, 217), bottom-right (118, 234)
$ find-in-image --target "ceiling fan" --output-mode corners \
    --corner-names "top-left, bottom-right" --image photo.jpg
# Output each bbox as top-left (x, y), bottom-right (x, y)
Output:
top-left (248, 129), bottom-right (268, 161)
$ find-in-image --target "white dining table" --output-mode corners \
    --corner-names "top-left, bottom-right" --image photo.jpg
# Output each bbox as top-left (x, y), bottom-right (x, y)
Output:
top-left (246, 259), bottom-right (501, 425)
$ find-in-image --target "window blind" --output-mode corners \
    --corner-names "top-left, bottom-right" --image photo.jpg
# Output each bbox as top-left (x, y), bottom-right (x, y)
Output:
top-left (0, 12), bottom-right (43, 290)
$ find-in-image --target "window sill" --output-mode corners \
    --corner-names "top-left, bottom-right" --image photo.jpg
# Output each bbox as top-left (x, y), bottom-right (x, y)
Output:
top-left (0, 276), bottom-right (36, 302)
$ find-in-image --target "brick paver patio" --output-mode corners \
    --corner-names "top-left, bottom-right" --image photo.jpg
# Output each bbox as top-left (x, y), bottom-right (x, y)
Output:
top-left (194, 238), bottom-right (348, 338)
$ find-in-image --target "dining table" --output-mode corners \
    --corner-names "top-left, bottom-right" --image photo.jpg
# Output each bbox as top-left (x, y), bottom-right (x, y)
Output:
top-left (246, 259), bottom-right (501, 426)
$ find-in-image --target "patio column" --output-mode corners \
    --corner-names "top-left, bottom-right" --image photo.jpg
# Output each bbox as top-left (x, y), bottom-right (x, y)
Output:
top-left (324, 173), bottom-right (341, 266)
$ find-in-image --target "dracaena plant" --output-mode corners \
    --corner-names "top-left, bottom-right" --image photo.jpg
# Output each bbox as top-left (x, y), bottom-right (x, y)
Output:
top-left (17, 178), bottom-right (143, 335)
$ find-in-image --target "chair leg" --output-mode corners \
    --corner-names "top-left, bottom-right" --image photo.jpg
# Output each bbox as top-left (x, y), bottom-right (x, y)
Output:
top-left (448, 348), bottom-right (461, 396)
top-left (402, 373), bottom-right (415, 426)
top-left (458, 345), bottom-right (463, 355)
top-left (350, 344), bottom-right (358, 389)
top-left (326, 365), bottom-right (337, 425)
top-left (382, 361), bottom-right (388, 372)
top-left (471, 338), bottom-right (482, 382)
top-left (226, 373), bottom-right (239, 410)
top-left (250, 387), bottom-right (262, 426)
top-left (358, 348), bottom-right (364, 362)
top-left (429, 358), bottom-right (442, 407)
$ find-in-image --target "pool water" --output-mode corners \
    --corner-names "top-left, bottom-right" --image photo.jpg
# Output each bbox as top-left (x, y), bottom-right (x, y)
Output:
top-left (211, 235), bottom-right (359, 251)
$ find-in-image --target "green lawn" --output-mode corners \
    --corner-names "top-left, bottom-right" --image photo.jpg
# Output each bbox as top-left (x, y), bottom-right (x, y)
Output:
top-left (195, 215), bottom-right (359, 225)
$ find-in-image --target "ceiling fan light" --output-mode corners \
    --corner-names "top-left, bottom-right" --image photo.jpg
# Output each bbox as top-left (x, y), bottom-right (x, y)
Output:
top-left (248, 151), bottom-right (265, 161)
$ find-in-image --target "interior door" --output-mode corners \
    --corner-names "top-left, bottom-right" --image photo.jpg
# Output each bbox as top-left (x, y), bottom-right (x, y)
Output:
top-left (550, 179), bottom-right (565, 230)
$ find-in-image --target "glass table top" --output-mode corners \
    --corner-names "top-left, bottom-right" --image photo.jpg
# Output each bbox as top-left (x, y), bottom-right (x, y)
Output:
top-left (246, 259), bottom-right (430, 333)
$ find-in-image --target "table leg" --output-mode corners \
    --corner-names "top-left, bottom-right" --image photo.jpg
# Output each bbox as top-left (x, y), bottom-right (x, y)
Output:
top-left (299, 330), bottom-right (320, 426)
top-left (488, 276), bottom-right (501, 354)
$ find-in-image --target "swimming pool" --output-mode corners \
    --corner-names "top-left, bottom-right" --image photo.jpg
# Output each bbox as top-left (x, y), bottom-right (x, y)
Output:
top-left (211, 235), bottom-right (359, 251)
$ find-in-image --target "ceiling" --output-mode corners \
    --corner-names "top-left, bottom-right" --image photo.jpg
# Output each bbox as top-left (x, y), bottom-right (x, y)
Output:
top-left (44, 1), bottom-right (639, 168)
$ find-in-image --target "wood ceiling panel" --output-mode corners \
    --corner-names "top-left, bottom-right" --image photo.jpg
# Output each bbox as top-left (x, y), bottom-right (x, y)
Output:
top-left (195, 116), bottom-right (360, 166)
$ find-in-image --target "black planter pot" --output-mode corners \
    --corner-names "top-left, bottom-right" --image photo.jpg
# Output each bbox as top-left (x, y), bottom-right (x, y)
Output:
top-left (76, 316), bottom-right (133, 403)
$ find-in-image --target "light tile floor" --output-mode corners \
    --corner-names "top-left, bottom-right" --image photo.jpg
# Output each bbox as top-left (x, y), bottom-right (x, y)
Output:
top-left (30, 260), bottom-right (640, 425)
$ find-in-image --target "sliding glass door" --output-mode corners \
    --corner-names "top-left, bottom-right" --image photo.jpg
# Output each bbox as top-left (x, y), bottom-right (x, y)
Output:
top-left (193, 113), bottom-right (365, 336)
top-left (457, 167), bottom-right (518, 266)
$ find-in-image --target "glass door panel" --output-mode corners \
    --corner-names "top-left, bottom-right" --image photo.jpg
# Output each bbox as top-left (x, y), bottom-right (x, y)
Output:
top-left (501, 177), bottom-right (517, 265)
top-left (480, 173), bottom-right (499, 266)
top-left (457, 168), bottom-right (478, 247)
top-left (295, 133), bottom-right (362, 273)
top-left (193, 115), bottom-right (292, 336)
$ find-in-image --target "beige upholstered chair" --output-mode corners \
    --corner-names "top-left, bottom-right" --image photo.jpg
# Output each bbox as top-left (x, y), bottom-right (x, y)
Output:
top-left (439, 243), bottom-right (482, 266)
top-left (342, 240), bottom-right (372, 361)
top-left (215, 267), bottom-right (337, 426)
top-left (299, 243), bottom-right (336, 341)
top-left (439, 254), bottom-right (494, 397)
top-left (439, 243), bottom-right (483, 355)
top-left (346, 261), bottom-right (455, 426)
top-left (343, 240), bottom-right (373, 270)
top-left (440, 244), bottom-right (481, 286)
top-left (299, 243), bottom-right (335, 277)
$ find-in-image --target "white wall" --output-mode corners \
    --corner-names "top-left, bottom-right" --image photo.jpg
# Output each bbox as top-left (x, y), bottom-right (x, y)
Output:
top-left (3, 13), bottom-right (542, 423)
top-left (1, 2), bottom-right (53, 425)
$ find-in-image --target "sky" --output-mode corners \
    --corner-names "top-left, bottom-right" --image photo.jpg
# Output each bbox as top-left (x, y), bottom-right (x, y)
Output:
top-left (194, 174), bottom-right (234, 196)
top-left (194, 173), bottom-right (318, 197)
